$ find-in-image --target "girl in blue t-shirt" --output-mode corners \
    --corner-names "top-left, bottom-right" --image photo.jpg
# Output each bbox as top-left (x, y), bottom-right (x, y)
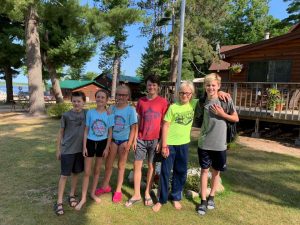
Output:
top-left (75, 90), bottom-right (114, 210)
top-left (96, 85), bottom-right (137, 203)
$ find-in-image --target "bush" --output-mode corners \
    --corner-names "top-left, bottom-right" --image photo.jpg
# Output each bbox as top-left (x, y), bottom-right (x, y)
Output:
top-left (185, 175), bottom-right (200, 192)
top-left (47, 103), bottom-right (73, 118)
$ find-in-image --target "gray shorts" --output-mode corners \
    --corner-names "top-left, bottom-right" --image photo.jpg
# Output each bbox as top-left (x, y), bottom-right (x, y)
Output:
top-left (135, 139), bottom-right (159, 163)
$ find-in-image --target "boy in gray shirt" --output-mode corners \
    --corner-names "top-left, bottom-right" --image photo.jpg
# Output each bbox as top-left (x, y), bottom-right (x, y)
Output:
top-left (197, 73), bottom-right (239, 215)
top-left (54, 91), bottom-right (86, 216)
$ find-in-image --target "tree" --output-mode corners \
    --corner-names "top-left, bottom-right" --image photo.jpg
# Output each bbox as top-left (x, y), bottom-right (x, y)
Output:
top-left (221, 0), bottom-right (288, 45)
top-left (40, 0), bottom-right (104, 103)
top-left (137, 0), bottom-right (172, 81)
top-left (1, 0), bottom-right (46, 115)
top-left (97, 0), bottom-right (144, 99)
top-left (282, 0), bottom-right (300, 25)
top-left (0, 14), bottom-right (25, 103)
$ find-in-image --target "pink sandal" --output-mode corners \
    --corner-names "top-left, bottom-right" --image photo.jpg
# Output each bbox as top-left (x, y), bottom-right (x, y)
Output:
top-left (95, 186), bottom-right (112, 196)
top-left (112, 192), bottom-right (122, 203)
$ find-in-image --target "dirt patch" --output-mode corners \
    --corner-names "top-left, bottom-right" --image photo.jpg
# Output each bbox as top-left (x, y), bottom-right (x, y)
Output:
top-left (191, 128), bottom-right (300, 158)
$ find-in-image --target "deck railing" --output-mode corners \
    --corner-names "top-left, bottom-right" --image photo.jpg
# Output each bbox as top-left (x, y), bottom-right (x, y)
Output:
top-left (161, 81), bottom-right (300, 125)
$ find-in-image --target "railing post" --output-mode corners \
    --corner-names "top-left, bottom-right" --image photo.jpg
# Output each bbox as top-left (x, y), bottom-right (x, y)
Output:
top-left (233, 83), bottom-right (237, 105)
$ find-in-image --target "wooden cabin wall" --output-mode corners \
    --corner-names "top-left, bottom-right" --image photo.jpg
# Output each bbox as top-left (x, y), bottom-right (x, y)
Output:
top-left (227, 38), bottom-right (300, 82)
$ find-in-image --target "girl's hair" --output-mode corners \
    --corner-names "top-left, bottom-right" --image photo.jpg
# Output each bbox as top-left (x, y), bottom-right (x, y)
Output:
top-left (177, 81), bottom-right (195, 99)
top-left (71, 91), bottom-right (86, 102)
top-left (95, 89), bottom-right (109, 99)
top-left (116, 85), bottom-right (131, 100)
top-left (204, 73), bottom-right (221, 85)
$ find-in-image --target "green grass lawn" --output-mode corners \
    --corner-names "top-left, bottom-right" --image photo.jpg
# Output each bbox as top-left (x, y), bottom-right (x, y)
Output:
top-left (0, 114), bottom-right (299, 225)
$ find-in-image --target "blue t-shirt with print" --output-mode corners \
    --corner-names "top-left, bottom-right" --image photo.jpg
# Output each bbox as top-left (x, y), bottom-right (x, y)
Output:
top-left (86, 109), bottom-right (114, 141)
top-left (110, 105), bottom-right (137, 141)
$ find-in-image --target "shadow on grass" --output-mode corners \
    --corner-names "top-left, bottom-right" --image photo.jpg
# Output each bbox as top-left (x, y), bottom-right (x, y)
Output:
top-left (225, 147), bottom-right (300, 209)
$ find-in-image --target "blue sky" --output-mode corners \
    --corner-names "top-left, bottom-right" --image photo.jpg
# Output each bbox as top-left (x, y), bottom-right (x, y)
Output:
top-left (14, 0), bottom-right (289, 83)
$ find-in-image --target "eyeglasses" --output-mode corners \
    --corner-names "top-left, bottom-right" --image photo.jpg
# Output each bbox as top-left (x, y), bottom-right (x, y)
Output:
top-left (179, 92), bottom-right (192, 96)
top-left (116, 93), bottom-right (128, 97)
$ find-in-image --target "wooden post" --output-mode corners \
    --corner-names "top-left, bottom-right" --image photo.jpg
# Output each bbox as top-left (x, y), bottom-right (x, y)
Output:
top-left (251, 118), bottom-right (261, 138)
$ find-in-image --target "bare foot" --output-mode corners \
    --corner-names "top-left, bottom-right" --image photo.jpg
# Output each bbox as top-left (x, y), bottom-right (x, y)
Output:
top-left (152, 203), bottom-right (162, 212)
top-left (172, 201), bottom-right (182, 210)
top-left (90, 194), bottom-right (101, 203)
top-left (75, 199), bottom-right (86, 211)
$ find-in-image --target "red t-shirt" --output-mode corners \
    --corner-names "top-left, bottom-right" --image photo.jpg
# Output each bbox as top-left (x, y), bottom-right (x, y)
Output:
top-left (136, 96), bottom-right (168, 140)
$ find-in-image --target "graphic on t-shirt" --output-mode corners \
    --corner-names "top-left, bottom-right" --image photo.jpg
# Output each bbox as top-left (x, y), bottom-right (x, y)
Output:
top-left (174, 110), bottom-right (194, 125)
top-left (143, 107), bottom-right (161, 135)
top-left (114, 115), bottom-right (126, 133)
top-left (92, 119), bottom-right (107, 136)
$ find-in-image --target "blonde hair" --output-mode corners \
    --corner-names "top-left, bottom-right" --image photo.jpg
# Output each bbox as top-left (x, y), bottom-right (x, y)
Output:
top-left (204, 73), bottom-right (221, 85)
top-left (177, 81), bottom-right (195, 100)
top-left (116, 85), bottom-right (131, 99)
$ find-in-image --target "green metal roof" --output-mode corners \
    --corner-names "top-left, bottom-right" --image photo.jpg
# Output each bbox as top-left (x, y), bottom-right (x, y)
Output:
top-left (96, 74), bottom-right (141, 84)
top-left (49, 80), bottom-right (108, 90)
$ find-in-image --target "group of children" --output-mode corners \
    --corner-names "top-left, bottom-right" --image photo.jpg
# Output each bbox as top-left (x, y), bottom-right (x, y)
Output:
top-left (54, 73), bottom-right (239, 217)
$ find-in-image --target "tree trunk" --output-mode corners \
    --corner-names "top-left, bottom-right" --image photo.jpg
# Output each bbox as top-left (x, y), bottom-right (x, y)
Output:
top-left (170, 42), bottom-right (179, 82)
top-left (25, 5), bottom-right (45, 115)
top-left (111, 55), bottom-right (121, 100)
top-left (42, 52), bottom-right (64, 103)
top-left (3, 66), bottom-right (13, 103)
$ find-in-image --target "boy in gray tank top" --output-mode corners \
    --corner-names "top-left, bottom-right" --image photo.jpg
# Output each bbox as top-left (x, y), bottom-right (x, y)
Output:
top-left (54, 91), bottom-right (86, 216)
top-left (196, 73), bottom-right (239, 216)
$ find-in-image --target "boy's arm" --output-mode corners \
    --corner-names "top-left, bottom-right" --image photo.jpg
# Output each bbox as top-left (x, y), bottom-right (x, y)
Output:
top-left (125, 123), bottom-right (137, 152)
top-left (103, 127), bottom-right (112, 158)
top-left (161, 121), bottom-right (170, 158)
top-left (132, 117), bottom-right (139, 151)
top-left (218, 91), bottom-right (231, 102)
top-left (56, 128), bottom-right (64, 160)
top-left (83, 126), bottom-right (89, 157)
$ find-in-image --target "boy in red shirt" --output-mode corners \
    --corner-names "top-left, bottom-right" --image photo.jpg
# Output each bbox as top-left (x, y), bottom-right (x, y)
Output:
top-left (125, 75), bottom-right (168, 207)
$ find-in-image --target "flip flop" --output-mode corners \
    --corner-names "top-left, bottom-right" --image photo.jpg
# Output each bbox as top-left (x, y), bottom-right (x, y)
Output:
top-left (144, 197), bottom-right (153, 207)
top-left (125, 198), bottom-right (142, 207)
top-left (68, 196), bottom-right (78, 207)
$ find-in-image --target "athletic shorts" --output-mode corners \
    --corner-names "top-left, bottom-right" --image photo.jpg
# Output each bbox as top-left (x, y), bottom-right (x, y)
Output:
top-left (135, 139), bottom-right (159, 163)
top-left (86, 138), bottom-right (107, 157)
top-left (197, 148), bottom-right (227, 171)
top-left (61, 152), bottom-right (84, 176)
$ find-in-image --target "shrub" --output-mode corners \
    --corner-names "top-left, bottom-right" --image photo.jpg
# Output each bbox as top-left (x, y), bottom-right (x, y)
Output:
top-left (47, 103), bottom-right (73, 118)
top-left (185, 175), bottom-right (200, 192)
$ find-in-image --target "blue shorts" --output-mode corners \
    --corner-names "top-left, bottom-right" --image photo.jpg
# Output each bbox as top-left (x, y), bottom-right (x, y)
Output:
top-left (112, 139), bottom-right (128, 146)
top-left (197, 148), bottom-right (227, 171)
top-left (61, 152), bottom-right (84, 176)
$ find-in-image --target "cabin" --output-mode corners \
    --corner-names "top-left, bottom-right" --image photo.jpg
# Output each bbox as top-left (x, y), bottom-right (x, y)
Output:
top-left (56, 80), bottom-right (108, 102)
top-left (208, 24), bottom-right (300, 132)
top-left (94, 73), bottom-right (142, 100)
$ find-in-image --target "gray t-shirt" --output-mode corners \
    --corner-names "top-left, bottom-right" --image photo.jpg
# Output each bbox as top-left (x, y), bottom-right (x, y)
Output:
top-left (198, 98), bottom-right (236, 151)
top-left (60, 110), bottom-right (86, 154)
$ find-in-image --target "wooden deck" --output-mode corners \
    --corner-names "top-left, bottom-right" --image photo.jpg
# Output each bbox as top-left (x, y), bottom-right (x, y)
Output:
top-left (161, 81), bottom-right (300, 125)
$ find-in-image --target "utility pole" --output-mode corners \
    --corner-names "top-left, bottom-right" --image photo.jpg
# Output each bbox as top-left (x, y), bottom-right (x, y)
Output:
top-left (175, 0), bottom-right (186, 95)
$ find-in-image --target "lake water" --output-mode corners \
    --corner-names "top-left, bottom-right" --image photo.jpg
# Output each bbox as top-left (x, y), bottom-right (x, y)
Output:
top-left (0, 85), bottom-right (29, 94)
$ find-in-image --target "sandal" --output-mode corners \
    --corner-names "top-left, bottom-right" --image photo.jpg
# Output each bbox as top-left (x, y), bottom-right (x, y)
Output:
top-left (144, 197), bottom-right (153, 207)
top-left (54, 203), bottom-right (64, 216)
top-left (68, 196), bottom-right (78, 207)
top-left (125, 198), bottom-right (142, 207)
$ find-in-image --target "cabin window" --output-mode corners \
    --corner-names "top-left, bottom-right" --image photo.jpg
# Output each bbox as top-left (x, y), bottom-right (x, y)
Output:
top-left (248, 60), bottom-right (292, 82)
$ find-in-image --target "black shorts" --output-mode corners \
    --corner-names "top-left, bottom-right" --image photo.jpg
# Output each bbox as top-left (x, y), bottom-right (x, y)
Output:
top-left (198, 148), bottom-right (227, 171)
top-left (61, 152), bottom-right (84, 176)
top-left (86, 138), bottom-right (107, 157)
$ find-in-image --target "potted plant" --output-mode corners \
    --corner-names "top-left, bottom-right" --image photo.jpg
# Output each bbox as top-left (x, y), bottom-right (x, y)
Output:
top-left (275, 98), bottom-right (285, 111)
top-left (266, 87), bottom-right (281, 110)
top-left (229, 63), bottom-right (243, 74)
